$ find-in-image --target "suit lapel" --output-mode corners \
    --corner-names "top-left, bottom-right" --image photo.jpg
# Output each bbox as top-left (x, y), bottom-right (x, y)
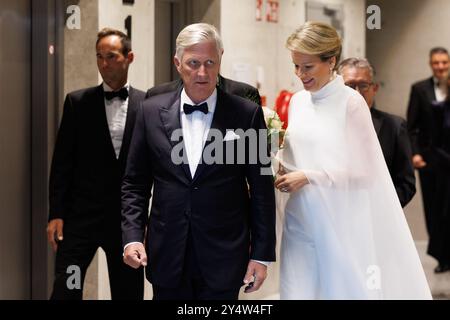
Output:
top-left (95, 85), bottom-right (118, 160)
top-left (371, 108), bottom-right (382, 137)
top-left (159, 88), bottom-right (192, 181)
top-left (118, 86), bottom-right (139, 164)
top-left (426, 77), bottom-right (437, 102)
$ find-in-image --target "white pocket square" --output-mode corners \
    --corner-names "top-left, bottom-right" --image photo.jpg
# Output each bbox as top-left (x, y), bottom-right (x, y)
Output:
top-left (223, 131), bottom-right (240, 141)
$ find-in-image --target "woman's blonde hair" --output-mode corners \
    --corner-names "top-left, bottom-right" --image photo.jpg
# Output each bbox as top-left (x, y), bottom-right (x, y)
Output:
top-left (286, 21), bottom-right (342, 70)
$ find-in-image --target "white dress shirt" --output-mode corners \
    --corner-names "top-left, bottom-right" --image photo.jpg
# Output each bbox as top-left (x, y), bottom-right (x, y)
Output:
top-left (103, 82), bottom-right (129, 158)
top-left (180, 88), bottom-right (269, 267)
top-left (180, 88), bottom-right (217, 178)
top-left (433, 77), bottom-right (447, 102)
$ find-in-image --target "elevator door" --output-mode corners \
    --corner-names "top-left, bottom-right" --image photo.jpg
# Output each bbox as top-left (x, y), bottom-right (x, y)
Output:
top-left (0, 0), bottom-right (31, 299)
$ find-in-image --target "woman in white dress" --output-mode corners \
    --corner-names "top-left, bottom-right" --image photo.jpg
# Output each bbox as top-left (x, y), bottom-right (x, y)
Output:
top-left (274, 21), bottom-right (432, 299)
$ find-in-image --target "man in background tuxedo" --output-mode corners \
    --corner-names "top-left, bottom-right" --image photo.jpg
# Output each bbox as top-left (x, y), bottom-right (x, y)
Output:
top-left (122, 23), bottom-right (276, 300)
top-left (407, 47), bottom-right (450, 272)
top-left (47, 28), bottom-right (144, 299)
top-left (147, 74), bottom-right (262, 106)
top-left (338, 57), bottom-right (416, 208)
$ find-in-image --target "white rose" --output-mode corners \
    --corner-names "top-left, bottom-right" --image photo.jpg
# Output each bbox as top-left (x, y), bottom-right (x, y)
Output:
top-left (262, 106), bottom-right (276, 120)
top-left (270, 119), bottom-right (282, 130)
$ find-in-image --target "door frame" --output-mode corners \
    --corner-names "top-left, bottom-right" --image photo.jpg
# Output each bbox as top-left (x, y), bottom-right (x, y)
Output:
top-left (31, 0), bottom-right (64, 299)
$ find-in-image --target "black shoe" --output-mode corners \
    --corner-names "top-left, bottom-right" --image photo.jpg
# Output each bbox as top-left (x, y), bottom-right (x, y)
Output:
top-left (434, 263), bottom-right (450, 273)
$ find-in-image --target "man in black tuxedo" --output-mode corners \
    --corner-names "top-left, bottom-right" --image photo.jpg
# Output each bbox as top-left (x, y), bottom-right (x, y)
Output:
top-left (146, 75), bottom-right (262, 106)
top-left (407, 47), bottom-right (450, 272)
top-left (122, 23), bottom-right (276, 300)
top-left (47, 28), bottom-right (144, 299)
top-left (338, 58), bottom-right (416, 207)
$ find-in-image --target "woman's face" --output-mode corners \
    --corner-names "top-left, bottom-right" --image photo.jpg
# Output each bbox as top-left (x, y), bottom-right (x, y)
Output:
top-left (291, 51), bottom-right (335, 92)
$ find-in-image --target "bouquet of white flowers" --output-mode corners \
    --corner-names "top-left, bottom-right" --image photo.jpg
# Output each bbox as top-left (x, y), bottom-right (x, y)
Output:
top-left (262, 106), bottom-right (285, 153)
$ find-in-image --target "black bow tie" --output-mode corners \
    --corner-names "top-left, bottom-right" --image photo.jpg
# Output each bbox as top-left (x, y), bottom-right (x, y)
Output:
top-left (104, 88), bottom-right (128, 100)
top-left (183, 102), bottom-right (208, 115)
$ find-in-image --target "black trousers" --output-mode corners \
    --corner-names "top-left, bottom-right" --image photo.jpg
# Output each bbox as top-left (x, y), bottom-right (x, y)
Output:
top-left (152, 231), bottom-right (241, 300)
top-left (419, 168), bottom-right (437, 236)
top-left (427, 168), bottom-right (450, 264)
top-left (50, 219), bottom-right (144, 300)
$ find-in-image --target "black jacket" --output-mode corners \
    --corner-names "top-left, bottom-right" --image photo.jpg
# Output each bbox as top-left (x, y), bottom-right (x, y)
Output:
top-left (121, 87), bottom-right (276, 289)
top-left (371, 107), bottom-right (416, 207)
top-left (49, 85), bottom-right (146, 227)
top-left (407, 77), bottom-right (436, 156)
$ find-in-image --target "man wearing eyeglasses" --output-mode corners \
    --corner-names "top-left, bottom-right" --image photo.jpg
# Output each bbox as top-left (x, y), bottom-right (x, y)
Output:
top-left (338, 57), bottom-right (416, 208)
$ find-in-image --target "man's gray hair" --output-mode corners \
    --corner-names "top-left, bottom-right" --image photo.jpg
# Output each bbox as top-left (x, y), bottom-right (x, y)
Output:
top-left (175, 23), bottom-right (223, 60)
top-left (337, 57), bottom-right (375, 80)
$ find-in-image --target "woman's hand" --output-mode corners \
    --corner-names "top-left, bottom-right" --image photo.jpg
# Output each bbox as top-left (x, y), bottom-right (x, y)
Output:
top-left (275, 170), bottom-right (309, 193)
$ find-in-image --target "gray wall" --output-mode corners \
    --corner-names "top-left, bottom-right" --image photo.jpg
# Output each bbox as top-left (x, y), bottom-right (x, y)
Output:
top-left (221, 0), bottom-right (366, 109)
top-left (366, 0), bottom-right (450, 240)
top-left (0, 0), bottom-right (31, 299)
top-left (64, 0), bottom-right (98, 96)
top-left (367, 0), bottom-right (450, 117)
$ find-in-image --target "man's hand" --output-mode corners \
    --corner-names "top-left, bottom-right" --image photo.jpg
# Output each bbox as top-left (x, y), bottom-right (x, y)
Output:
top-left (47, 218), bottom-right (64, 252)
top-left (412, 154), bottom-right (427, 169)
top-left (242, 260), bottom-right (268, 293)
top-left (123, 243), bottom-right (147, 269)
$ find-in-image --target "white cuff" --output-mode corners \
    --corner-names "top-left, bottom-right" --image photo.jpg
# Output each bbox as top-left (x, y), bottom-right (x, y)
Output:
top-left (123, 241), bottom-right (142, 255)
top-left (251, 259), bottom-right (270, 267)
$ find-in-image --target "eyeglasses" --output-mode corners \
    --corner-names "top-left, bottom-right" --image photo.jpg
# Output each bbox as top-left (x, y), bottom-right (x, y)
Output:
top-left (344, 82), bottom-right (373, 92)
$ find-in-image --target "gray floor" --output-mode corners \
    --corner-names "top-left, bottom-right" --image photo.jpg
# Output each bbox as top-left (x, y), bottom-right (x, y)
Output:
top-left (87, 171), bottom-right (450, 300)
top-left (416, 241), bottom-right (450, 299)
top-left (253, 176), bottom-right (450, 300)
top-left (404, 172), bottom-right (450, 299)
top-left (256, 241), bottom-right (450, 300)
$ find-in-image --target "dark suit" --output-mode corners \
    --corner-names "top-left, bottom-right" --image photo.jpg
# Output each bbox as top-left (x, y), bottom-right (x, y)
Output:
top-left (425, 100), bottom-right (450, 264)
top-left (49, 85), bottom-right (145, 300)
top-left (406, 77), bottom-right (438, 236)
top-left (371, 107), bottom-right (416, 207)
top-left (122, 87), bottom-right (276, 299)
top-left (147, 75), bottom-right (262, 106)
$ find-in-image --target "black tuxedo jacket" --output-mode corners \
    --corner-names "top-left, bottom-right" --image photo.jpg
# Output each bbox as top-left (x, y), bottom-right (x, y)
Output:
top-left (407, 77), bottom-right (436, 156)
top-left (371, 107), bottom-right (416, 207)
top-left (146, 75), bottom-right (262, 106)
top-left (49, 85), bottom-right (146, 228)
top-left (122, 87), bottom-right (276, 290)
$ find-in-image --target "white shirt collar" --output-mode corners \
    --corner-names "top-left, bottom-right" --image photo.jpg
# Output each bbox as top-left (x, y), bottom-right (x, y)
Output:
top-left (180, 88), bottom-right (217, 114)
top-left (432, 77), bottom-right (447, 87)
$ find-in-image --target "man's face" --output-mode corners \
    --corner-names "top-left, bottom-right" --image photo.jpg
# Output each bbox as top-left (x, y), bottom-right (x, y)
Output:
top-left (430, 53), bottom-right (449, 80)
top-left (174, 40), bottom-right (221, 104)
top-left (96, 35), bottom-right (133, 89)
top-left (341, 66), bottom-right (378, 108)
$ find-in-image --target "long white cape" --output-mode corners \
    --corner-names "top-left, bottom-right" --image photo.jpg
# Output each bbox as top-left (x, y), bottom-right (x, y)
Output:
top-left (275, 76), bottom-right (431, 299)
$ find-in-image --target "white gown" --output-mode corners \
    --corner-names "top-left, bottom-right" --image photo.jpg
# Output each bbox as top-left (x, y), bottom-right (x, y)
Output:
top-left (276, 75), bottom-right (432, 300)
